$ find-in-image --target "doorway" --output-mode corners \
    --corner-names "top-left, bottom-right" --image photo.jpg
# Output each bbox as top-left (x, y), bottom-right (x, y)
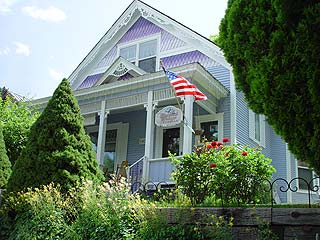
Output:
top-left (162, 127), bottom-right (180, 157)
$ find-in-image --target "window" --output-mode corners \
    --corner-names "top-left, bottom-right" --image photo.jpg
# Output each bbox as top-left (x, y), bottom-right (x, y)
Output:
top-left (249, 109), bottom-right (265, 147)
top-left (194, 113), bottom-right (224, 145)
top-left (200, 121), bottom-right (219, 142)
top-left (119, 39), bottom-right (158, 73)
top-left (297, 160), bottom-right (317, 190)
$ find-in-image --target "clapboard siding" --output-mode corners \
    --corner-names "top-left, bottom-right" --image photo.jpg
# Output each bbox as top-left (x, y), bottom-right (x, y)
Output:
top-left (235, 91), bottom-right (251, 147)
top-left (217, 96), bottom-right (231, 141)
top-left (207, 65), bottom-right (230, 90)
top-left (108, 109), bottom-right (146, 165)
top-left (270, 128), bottom-right (288, 202)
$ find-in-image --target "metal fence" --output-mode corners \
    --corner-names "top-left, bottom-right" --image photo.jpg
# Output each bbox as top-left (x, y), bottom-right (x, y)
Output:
top-left (129, 176), bottom-right (320, 208)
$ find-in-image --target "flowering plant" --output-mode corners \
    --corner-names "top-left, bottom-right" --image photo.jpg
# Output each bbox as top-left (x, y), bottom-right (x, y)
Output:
top-left (170, 138), bottom-right (275, 205)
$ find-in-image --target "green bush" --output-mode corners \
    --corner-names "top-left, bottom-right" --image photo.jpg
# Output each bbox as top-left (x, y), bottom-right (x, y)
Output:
top-left (0, 176), bottom-right (235, 240)
top-left (7, 79), bottom-right (103, 193)
top-left (0, 96), bottom-right (39, 166)
top-left (0, 184), bottom-right (72, 240)
top-left (171, 140), bottom-right (275, 205)
top-left (0, 124), bottom-right (11, 189)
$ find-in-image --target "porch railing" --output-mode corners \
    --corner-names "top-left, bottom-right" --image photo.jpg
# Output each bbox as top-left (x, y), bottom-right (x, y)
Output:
top-left (127, 156), bottom-right (145, 192)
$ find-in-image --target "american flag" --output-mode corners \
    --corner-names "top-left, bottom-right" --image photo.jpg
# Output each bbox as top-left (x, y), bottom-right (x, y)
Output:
top-left (164, 69), bottom-right (207, 101)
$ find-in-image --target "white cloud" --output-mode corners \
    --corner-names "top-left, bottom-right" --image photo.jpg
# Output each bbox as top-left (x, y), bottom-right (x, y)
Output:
top-left (0, 47), bottom-right (10, 55)
top-left (13, 42), bottom-right (30, 56)
top-left (49, 68), bottom-right (63, 81)
top-left (22, 5), bottom-right (66, 22)
top-left (0, 0), bottom-right (17, 14)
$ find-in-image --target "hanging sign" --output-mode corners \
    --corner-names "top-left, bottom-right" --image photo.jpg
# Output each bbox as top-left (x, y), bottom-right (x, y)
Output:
top-left (155, 106), bottom-right (183, 127)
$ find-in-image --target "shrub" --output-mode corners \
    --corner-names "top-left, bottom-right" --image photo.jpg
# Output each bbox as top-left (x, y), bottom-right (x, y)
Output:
top-left (70, 177), bottom-right (141, 240)
top-left (0, 184), bottom-right (72, 240)
top-left (171, 140), bottom-right (275, 205)
top-left (7, 79), bottom-right (103, 193)
top-left (0, 124), bottom-right (11, 189)
top-left (0, 96), bottom-right (39, 166)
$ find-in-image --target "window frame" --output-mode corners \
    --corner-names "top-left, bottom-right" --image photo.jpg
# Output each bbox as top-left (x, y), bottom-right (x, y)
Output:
top-left (296, 160), bottom-right (319, 193)
top-left (194, 113), bottom-right (224, 144)
top-left (249, 109), bottom-right (266, 147)
top-left (117, 34), bottom-right (160, 73)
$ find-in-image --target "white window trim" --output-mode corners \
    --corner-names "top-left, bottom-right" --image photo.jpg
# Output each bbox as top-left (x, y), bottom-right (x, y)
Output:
top-left (296, 159), bottom-right (319, 194)
top-left (249, 109), bottom-right (266, 147)
top-left (86, 122), bottom-right (129, 171)
top-left (194, 113), bottom-right (224, 144)
top-left (117, 33), bottom-right (161, 71)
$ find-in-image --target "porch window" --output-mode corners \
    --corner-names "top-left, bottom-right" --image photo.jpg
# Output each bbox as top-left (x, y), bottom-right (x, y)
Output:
top-left (249, 109), bottom-right (265, 147)
top-left (119, 39), bottom-right (157, 73)
top-left (297, 160), bottom-right (316, 190)
top-left (200, 121), bottom-right (218, 142)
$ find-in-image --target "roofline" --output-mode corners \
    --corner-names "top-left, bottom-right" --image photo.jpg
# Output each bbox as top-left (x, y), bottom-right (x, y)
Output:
top-left (138, 0), bottom-right (220, 49)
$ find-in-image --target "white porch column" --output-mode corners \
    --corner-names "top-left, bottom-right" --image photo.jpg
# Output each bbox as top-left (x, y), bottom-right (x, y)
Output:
top-left (183, 95), bottom-right (194, 154)
top-left (96, 100), bottom-right (109, 168)
top-left (142, 91), bottom-right (154, 181)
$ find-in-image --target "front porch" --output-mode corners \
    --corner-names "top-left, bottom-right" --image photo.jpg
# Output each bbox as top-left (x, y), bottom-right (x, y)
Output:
top-left (32, 63), bottom-right (229, 183)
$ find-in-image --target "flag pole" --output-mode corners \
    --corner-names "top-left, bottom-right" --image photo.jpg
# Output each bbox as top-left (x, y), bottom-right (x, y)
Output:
top-left (160, 60), bottom-right (195, 134)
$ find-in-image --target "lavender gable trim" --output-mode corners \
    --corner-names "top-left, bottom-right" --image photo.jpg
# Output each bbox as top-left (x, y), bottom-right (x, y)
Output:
top-left (160, 30), bottom-right (186, 52)
top-left (96, 46), bottom-right (117, 70)
top-left (77, 73), bottom-right (103, 90)
top-left (161, 51), bottom-right (230, 89)
top-left (118, 17), bottom-right (162, 44)
top-left (161, 50), bottom-right (217, 69)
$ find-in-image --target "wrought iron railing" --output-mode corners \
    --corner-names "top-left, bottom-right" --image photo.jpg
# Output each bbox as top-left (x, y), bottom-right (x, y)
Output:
top-left (129, 176), bottom-right (320, 208)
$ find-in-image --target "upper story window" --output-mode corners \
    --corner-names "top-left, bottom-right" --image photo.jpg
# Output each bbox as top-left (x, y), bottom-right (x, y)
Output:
top-left (119, 39), bottom-right (158, 73)
top-left (249, 109), bottom-right (265, 147)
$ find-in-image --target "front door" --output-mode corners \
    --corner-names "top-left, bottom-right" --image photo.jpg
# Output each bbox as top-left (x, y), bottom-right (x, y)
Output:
top-left (162, 127), bottom-right (180, 157)
top-left (104, 129), bottom-right (117, 174)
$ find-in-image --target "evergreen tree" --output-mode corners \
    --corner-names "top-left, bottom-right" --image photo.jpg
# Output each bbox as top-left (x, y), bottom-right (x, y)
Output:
top-left (219, 0), bottom-right (320, 172)
top-left (0, 124), bottom-right (11, 189)
top-left (7, 79), bottom-right (103, 192)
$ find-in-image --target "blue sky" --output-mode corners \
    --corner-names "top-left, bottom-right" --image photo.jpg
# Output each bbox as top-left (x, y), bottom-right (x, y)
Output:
top-left (0, 0), bottom-right (228, 99)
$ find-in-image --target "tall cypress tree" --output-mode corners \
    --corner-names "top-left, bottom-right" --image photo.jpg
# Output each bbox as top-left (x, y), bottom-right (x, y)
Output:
top-left (0, 124), bottom-right (11, 189)
top-left (219, 0), bottom-right (320, 172)
top-left (7, 79), bottom-right (103, 192)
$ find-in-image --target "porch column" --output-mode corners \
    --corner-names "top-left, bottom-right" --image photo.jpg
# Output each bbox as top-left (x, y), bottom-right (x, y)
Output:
top-left (183, 95), bottom-right (194, 154)
top-left (96, 100), bottom-right (109, 168)
top-left (142, 91), bottom-right (154, 181)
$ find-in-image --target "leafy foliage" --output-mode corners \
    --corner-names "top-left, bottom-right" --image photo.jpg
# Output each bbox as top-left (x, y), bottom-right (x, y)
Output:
top-left (6, 79), bottom-right (103, 192)
top-left (0, 177), bottom-right (235, 240)
top-left (170, 141), bottom-right (275, 205)
top-left (0, 97), bottom-right (39, 166)
top-left (219, 0), bottom-right (320, 172)
top-left (0, 124), bottom-right (11, 189)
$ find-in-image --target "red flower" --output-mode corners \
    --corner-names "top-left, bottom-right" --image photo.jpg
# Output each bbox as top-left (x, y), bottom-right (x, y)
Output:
top-left (223, 137), bottom-right (229, 143)
top-left (210, 163), bottom-right (217, 168)
top-left (217, 142), bottom-right (223, 146)
top-left (207, 144), bottom-right (213, 149)
top-left (211, 141), bottom-right (217, 147)
top-left (242, 151), bottom-right (248, 156)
